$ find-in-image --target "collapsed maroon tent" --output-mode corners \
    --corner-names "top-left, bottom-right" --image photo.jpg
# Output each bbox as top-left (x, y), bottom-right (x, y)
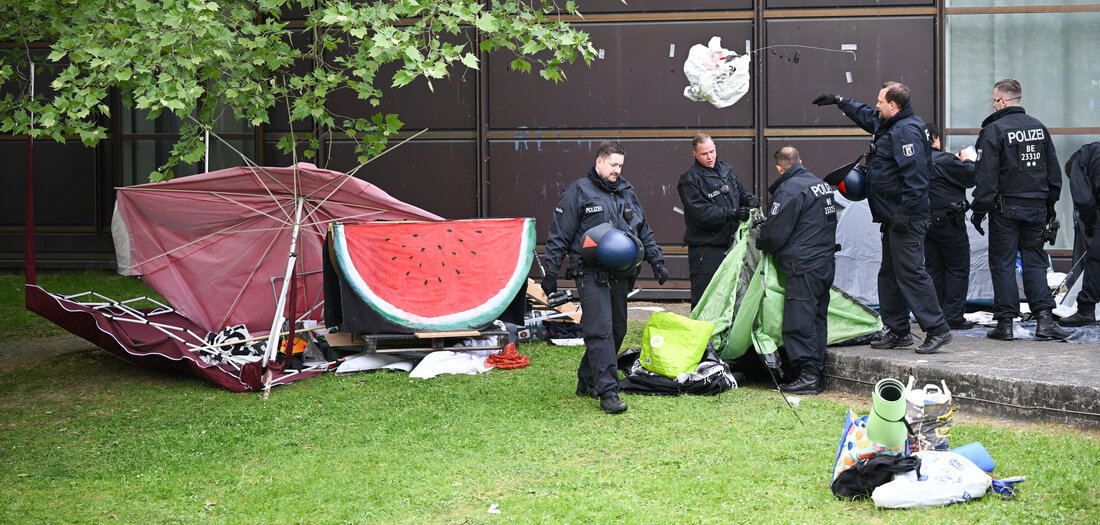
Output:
top-left (26, 162), bottom-right (442, 391)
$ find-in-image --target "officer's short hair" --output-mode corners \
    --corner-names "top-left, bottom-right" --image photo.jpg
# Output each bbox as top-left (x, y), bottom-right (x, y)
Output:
top-left (994, 79), bottom-right (1022, 99)
top-left (927, 123), bottom-right (941, 142)
top-left (773, 146), bottom-right (801, 169)
top-left (692, 133), bottom-right (713, 151)
top-left (881, 81), bottom-right (910, 108)
top-left (596, 141), bottom-right (626, 159)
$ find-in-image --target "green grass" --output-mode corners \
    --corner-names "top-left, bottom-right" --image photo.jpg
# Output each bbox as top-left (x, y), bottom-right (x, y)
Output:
top-left (2, 270), bottom-right (163, 343)
top-left (1, 343), bottom-right (1098, 523)
top-left (2, 270), bottom-right (1098, 523)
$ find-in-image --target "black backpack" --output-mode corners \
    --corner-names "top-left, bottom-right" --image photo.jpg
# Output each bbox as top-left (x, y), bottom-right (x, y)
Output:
top-left (831, 455), bottom-right (922, 500)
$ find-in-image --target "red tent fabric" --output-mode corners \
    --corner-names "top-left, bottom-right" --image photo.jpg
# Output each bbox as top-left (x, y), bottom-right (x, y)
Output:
top-left (112, 163), bottom-right (442, 334)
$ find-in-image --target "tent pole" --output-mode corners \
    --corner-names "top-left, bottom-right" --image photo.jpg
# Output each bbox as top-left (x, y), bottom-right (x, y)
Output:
top-left (261, 197), bottom-right (306, 373)
top-left (24, 61), bottom-right (37, 289)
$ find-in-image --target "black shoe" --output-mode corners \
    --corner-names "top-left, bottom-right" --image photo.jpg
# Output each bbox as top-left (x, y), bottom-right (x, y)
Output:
top-left (599, 393), bottom-right (627, 414)
top-left (987, 319), bottom-right (1014, 341)
top-left (779, 371), bottom-right (823, 395)
top-left (870, 331), bottom-right (913, 349)
top-left (1034, 309), bottom-right (1070, 340)
top-left (575, 378), bottom-right (596, 398)
top-left (1058, 308), bottom-right (1097, 327)
top-left (948, 319), bottom-right (976, 330)
top-left (915, 329), bottom-right (953, 354)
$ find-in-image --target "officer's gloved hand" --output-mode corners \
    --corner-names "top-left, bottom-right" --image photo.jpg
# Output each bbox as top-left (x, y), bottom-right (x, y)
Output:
top-left (540, 274), bottom-right (557, 296)
top-left (732, 206), bottom-right (751, 221)
top-left (1080, 206), bottom-right (1097, 235)
top-left (1045, 201), bottom-right (1058, 222)
top-left (745, 195), bottom-right (761, 208)
top-left (651, 261), bottom-right (669, 285)
top-left (890, 212), bottom-right (910, 233)
top-left (971, 211), bottom-right (987, 236)
top-left (812, 93), bottom-right (841, 106)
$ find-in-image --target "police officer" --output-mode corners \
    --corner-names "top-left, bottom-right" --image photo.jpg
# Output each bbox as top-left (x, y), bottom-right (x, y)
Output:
top-left (970, 79), bottom-right (1069, 340)
top-left (813, 81), bottom-right (953, 354)
top-left (926, 124), bottom-right (977, 330)
top-left (542, 141), bottom-right (668, 414)
top-left (1059, 141), bottom-right (1100, 327)
top-left (757, 147), bottom-right (838, 395)
top-left (678, 133), bottom-right (760, 308)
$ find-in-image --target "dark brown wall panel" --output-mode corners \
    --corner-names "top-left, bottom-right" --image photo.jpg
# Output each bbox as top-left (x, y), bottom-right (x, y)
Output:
top-left (765, 17), bottom-right (935, 128)
top-left (487, 138), bottom-right (754, 245)
top-left (767, 0), bottom-right (931, 8)
top-left (326, 31), bottom-right (477, 131)
top-left (763, 136), bottom-right (869, 187)
top-left (489, 21), bottom-right (754, 129)
top-left (3, 141), bottom-right (96, 227)
top-left (326, 140), bottom-right (478, 220)
top-left (533, 0), bottom-right (752, 12)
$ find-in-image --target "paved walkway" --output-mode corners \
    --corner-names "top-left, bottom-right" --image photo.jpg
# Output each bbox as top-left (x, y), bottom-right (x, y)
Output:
top-left (5, 302), bottom-right (1099, 429)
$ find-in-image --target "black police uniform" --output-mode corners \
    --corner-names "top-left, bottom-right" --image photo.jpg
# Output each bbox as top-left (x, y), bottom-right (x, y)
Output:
top-left (926, 148), bottom-right (976, 327)
top-left (544, 168), bottom-right (665, 398)
top-left (972, 106), bottom-right (1061, 320)
top-left (1065, 142), bottom-right (1100, 316)
top-left (837, 99), bottom-right (949, 337)
top-left (677, 160), bottom-right (759, 308)
top-left (756, 163), bottom-right (838, 376)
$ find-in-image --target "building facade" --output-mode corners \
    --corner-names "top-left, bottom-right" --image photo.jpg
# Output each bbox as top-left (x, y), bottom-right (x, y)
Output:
top-left (4, 1), bottom-right (1098, 299)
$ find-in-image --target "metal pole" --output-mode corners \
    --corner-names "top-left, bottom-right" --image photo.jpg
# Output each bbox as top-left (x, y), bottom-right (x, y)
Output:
top-left (261, 196), bottom-right (306, 369)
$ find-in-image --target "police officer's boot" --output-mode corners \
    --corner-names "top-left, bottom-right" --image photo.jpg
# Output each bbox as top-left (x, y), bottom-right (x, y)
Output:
top-left (779, 370), bottom-right (823, 395)
top-left (599, 392), bottom-right (627, 414)
top-left (1034, 309), bottom-right (1070, 340)
top-left (986, 319), bottom-right (1014, 341)
top-left (1058, 304), bottom-right (1098, 327)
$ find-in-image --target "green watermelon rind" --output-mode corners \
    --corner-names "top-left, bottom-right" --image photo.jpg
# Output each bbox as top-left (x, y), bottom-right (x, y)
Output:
top-left (333, 219), bottom-right (535, 331)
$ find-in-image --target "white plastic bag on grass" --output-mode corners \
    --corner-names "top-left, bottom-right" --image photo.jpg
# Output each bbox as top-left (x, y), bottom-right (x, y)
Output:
top-left (872, 450), bottom-right (992, 508)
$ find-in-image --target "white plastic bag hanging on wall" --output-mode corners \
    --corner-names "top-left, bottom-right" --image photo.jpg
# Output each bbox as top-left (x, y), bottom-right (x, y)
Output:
top-left (682, 36), bottom-right (751, 108)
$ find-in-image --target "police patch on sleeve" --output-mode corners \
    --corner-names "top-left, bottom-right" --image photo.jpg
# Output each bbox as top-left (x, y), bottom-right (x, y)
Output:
top-left (902, 143), bottom-right (915, 157)
top-left (770, 202), bottom-right (781, 216)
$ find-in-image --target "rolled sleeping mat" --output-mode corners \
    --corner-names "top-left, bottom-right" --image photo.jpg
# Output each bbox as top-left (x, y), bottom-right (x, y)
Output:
top-left (866, 377), bottom-right (908, 450)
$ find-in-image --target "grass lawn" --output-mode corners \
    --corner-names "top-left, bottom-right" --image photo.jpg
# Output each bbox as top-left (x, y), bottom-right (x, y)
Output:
top-left (1, 271), bottom-right (1098, 523)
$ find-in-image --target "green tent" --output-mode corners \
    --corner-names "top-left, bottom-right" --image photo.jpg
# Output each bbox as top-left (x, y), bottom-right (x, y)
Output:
top-left (691, 210), bottom-right (883, 361)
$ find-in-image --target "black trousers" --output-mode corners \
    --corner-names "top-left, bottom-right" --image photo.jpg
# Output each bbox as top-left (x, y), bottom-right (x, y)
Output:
top-left (575, 272), bottom-right (631, 397)
top-left (688, 244), bottom-right (728, 309)
top-left (988, 205), bottom-right (1055, 318)
top-left (879, 220), bottom-right (948, 335)
top-left (781, 263), bottom-right (834, 375)
top-left (1077, 231), bottom-right (1100, 307)
top-left (925, 215), bottom-right (971, 325)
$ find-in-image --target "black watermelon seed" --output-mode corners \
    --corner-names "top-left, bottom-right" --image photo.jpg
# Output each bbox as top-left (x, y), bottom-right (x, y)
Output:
top-left (385, 238), bottom-right (390, 241)
top-left (452, 251), bottom-right (457, 255)
top-left (476, 230), bottom-right (482, 233)
top-left (413, 234), bottom-right (418, 237)
top-left (447, 229), bottom-right (452, 232)
top-left (458, 239), bottom-right (463, 242)
top-left (471, 251), bottom-right (477, 255)
top-left (423, 280), bottom-right (428, 285)
top-left (418, 263), bottom-right (422, 268)
top-left (437, 245), bottom-right (442, 249)
top-left (420, 247), bottom-right (425, 252)
top-left (405, 271), bottom-right (410, 276)
top-left (408, 256), bottom-right (413, 259)
top-left (391, 256), bottom-right (396, 260)
top-left (441, 262), bottom-right (445, 266)
top-left (456, 269), bottom-right (460, 275)
top-left (437, 277), bottom-right (442, 283)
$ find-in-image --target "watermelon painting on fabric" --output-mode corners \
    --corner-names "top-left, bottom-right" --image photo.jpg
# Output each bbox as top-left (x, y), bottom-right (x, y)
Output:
top-left (327, 218), bottom-right (535, 332)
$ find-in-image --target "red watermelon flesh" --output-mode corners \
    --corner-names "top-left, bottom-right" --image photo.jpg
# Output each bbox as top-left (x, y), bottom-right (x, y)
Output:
top-left (332, 218), bottom-right (535, 331)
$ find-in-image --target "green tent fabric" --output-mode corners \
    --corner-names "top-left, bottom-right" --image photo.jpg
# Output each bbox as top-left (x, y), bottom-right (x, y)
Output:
top-left (691, 210), bottom-right (883, 360)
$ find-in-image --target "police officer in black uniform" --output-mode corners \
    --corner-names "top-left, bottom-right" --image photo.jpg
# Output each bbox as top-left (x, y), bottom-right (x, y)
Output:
top-left (678, 133), bottom-right (760, 308)
top-left (542, 141), bottom-right (668, 414)
top-left (970, 79), bottom-right (1069, 340)
top-left (1059, 141), bottom-right (1100, 327)
top-left (813, 81), bottom-right (953, 354)
top-left (926, 124), bottom-right (977, 330)
top-left (757, 147), bottom-right (838, 395)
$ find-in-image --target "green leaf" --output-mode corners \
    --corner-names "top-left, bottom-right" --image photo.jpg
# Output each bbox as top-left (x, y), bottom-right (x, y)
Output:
top-left (510, 58), bottom-right (532, 74)
top-left (460, 53), bottom-right (479, 70)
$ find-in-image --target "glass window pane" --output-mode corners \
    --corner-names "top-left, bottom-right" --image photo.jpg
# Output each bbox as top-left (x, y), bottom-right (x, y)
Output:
top-left (206, 139), bottom-right (256, 171)
top-left (946, 12), bottom-right (1100, 129)
top-left (949, 133), bottom-right (1100, 250)
top-left (122, 140), bottom-right (199, 185)
top-left (948, 0), bottom-right (1098, 7)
